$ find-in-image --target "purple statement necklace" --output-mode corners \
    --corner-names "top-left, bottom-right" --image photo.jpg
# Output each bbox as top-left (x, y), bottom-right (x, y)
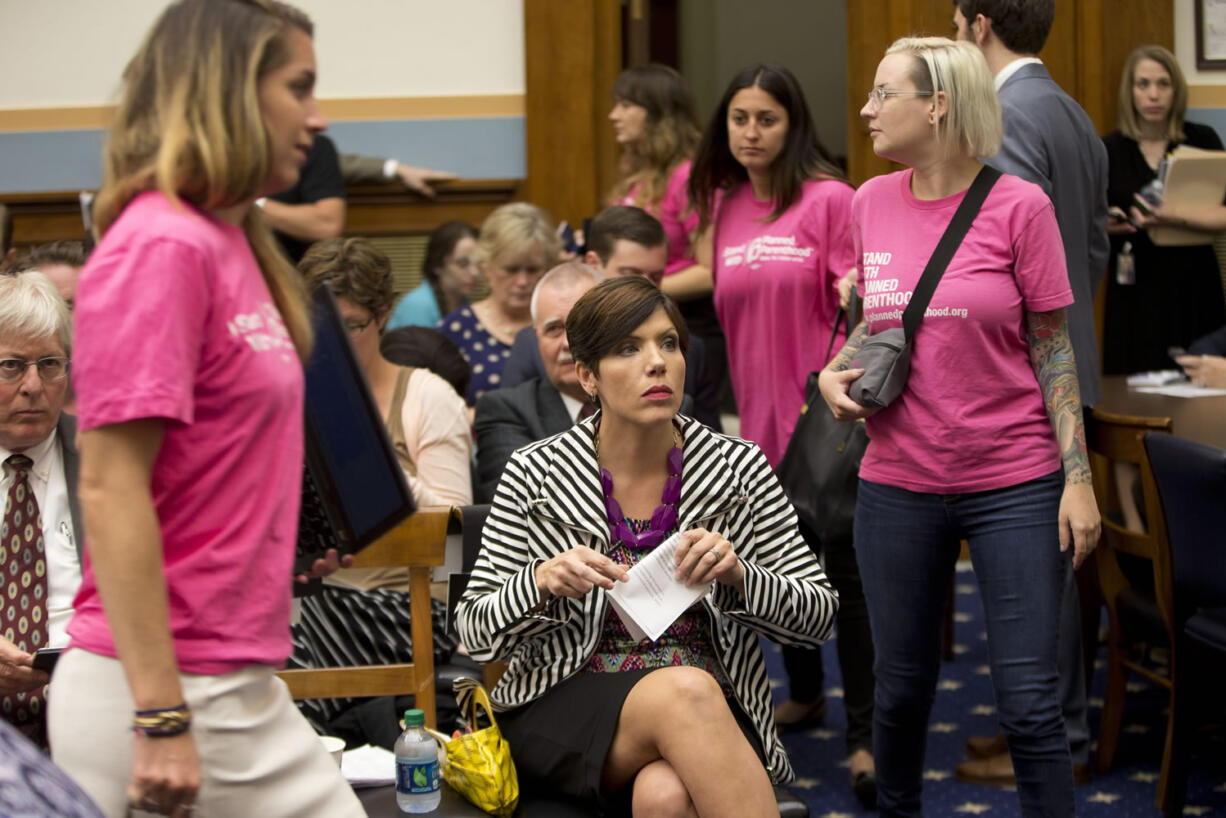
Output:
top-left (596, 425), bottom-right (684, 549)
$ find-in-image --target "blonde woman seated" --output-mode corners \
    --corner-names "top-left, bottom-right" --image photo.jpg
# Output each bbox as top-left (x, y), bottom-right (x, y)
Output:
top-left (457, 277), bottom-right (838, 816)
top-left (294, 237), bottom-right (473, 735)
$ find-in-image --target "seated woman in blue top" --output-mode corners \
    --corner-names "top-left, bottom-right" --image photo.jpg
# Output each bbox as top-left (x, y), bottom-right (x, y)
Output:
top-left (439, 203), bottom-right (559, 405)
top-left (386, 220), bottom-right (477, 331)
top-left (457, 276), bottom-right (838, 816)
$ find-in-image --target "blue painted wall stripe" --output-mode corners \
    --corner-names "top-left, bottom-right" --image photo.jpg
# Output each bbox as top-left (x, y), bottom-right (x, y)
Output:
top-left (0, 117), bottom-right (524, 194)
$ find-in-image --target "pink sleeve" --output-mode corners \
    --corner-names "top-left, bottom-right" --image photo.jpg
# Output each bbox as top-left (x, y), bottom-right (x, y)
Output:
top-left (851, 189), bottom-right (866, 300)
top-left (73, 237), bottom-right (208, 432)
top-left (824, 183), bottom-right (857, 293)
top-left (662, 161), bottom-right (700, 274)
top-left (1012, 201), bottom-right (1073, 313)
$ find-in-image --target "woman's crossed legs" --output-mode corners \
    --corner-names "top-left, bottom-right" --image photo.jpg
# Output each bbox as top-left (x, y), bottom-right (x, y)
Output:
top-left (604, 666), bottom-right (777, 818)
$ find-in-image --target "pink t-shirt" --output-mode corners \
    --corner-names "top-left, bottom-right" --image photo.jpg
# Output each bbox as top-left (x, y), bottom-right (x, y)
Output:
top-left (713, 179), bottom-right (856, 466)
top-left (68, 191), bottom-right (305, 674)
top-left (620, 160), bottom-right (699, 275)
top-left (853, 170), bottom-right (1072, 494)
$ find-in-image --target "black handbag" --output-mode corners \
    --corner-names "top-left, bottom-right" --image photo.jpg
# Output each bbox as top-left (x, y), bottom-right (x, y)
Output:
top-left (776, 300), bottom-right (866, 547)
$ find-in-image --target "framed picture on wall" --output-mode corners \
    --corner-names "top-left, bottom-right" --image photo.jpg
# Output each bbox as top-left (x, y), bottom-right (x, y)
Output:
top-left (1197, 0), bottom-right (1226, 69)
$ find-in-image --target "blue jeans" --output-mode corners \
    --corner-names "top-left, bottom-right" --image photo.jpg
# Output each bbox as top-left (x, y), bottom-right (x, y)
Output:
top-left (855, 471), bottom-right (1074, 818)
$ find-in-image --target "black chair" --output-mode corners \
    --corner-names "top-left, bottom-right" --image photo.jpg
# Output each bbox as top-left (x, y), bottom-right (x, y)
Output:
top-left (1144, 433), bottom-right (1226, 818)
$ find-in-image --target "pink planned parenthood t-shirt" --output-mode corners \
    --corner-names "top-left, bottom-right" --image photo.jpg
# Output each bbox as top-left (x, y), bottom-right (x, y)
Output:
top-left (620, 160), bottom-right (699, 275)
top-left (852, 169), bottom-right (1072, 494)
top-left (712, 179), bottom-right (856, 466)
top-left (68, 191), bottom-right (305, 674)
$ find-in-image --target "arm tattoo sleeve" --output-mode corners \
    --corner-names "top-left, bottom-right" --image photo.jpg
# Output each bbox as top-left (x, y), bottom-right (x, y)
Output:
top-left (1026, 308), bottom-right (1091, 484)
top-left (826, 320), bottom-right (870, 372)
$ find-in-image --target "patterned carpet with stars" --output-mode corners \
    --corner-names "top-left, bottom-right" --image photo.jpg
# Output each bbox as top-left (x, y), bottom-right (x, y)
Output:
top-left (765, 561), bottom-right (1226, 816)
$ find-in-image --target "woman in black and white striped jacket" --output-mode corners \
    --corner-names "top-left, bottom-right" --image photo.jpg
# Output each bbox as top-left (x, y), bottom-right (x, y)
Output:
top-left (457, 276), bottom-right (838, 816)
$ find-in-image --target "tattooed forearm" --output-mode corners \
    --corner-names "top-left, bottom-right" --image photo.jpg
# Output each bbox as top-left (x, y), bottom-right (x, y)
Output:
top-left (827, 320), bottom-right (871, 372)
top-left (1026, 308), bottom-right (1091, 484)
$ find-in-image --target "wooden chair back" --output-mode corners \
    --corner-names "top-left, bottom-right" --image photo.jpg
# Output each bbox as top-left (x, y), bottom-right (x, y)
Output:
top-left (1087, 409), bottom-right (1176, 662)
top-left (277, 505), bottom-right (460, 728)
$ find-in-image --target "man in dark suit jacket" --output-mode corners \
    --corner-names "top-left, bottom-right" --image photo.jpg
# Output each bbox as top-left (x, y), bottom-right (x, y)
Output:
top-left (499, 206), bottom-right (721, 429)
top-left (473, 262), bottom-right (603, 502)
top-left (0, 271), bottom-right (83, 743)
top-left (955, 0), bottom-right (1106, 784)
top-left (474, 261), bottom-right (693, 501)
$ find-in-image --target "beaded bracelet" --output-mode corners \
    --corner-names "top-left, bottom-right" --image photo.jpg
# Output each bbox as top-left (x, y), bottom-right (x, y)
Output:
top-left (132, 703), bottom-right (192, 738)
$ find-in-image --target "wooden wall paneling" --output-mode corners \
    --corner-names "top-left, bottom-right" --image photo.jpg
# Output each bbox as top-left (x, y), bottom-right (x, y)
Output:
top-left (1039, 0), bottom-right (1079, 103)
top-left (0, 180), bottom-right (518, 250)
top-left (522, 0), bottom-right (622, 229)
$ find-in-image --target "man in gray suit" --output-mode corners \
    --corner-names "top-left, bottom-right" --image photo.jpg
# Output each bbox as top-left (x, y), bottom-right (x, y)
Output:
top-left (473, 262), bottom-right (604, 503)
top-left (0, 271), bottom-right (83, 745)
top-left (955, 0), bottom-right (1108, 785)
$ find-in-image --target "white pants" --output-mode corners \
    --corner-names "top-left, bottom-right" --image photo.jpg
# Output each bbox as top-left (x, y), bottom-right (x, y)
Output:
top-left (48, 649), bottom-right (364, 818)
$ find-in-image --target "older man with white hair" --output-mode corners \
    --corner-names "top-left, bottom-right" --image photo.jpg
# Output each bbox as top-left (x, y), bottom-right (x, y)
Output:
top-left (472, 261), bottom-right (604, 503)
top-left (0, 271), bottom-right (82, 747)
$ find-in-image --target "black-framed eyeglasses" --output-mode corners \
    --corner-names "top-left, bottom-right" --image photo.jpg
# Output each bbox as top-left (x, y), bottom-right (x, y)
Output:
top-left (866, 86), bottom-right (934, 111)
top-left (344, 317), bottom-right (376, 336)
top-left (0, 357), bottom-right (71, 383)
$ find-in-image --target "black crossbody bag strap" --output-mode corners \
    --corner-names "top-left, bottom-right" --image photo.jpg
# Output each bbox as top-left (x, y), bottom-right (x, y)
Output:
top-left (900, 165), bottom-right (1002, 341)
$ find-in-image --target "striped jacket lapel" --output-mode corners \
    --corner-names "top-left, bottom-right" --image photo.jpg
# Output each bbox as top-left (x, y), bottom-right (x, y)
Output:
top-left (677, 416), bottom-right (749, 528)
top-left (524, 414), bottom-right (608, 546)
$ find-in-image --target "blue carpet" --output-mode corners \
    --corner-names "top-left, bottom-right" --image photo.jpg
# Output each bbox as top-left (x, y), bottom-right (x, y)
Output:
top-left (766, 561), bottom-right (1226, 816)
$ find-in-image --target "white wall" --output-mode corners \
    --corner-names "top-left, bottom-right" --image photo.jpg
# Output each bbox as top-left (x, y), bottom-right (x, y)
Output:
top-left (0, 0), bottom-right (524, 109)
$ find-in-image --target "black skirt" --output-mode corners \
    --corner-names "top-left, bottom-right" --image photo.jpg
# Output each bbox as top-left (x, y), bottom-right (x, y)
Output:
top-left (497, 667), bottom-right (766, 815)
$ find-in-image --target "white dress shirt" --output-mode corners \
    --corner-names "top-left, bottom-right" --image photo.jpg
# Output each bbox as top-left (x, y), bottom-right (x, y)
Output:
top-left (994, 57), bottom-right (1044, 91)
top-left (1, 430), bottom-right (81, 648)
top-left (559, 391), bottom-right (585, 424)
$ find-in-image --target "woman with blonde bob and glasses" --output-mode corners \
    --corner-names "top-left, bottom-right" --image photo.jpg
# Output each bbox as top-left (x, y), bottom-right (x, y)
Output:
top-left (458, 276), bottom-right (837, 816)
top-left (48, 1), bottom-right (363, 816)
top-left (818, 38), bottom-right (1099, 816)
top-left (439, 202), bottom-right (560, 406)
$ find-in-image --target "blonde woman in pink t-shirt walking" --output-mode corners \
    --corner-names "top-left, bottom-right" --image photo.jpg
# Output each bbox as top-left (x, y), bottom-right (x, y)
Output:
top-left (818, 37), bottom-right (1100, 818)
top-left (49, 2), bottom-right (362, 816)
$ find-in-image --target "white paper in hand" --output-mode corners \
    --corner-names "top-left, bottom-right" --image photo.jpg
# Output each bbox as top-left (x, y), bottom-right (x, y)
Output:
top-left (606, 531), bottom-right (710, 642)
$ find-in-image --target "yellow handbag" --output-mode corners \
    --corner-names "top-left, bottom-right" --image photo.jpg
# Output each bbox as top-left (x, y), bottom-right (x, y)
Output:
top-left (433, 678), bottom-right (519, 816)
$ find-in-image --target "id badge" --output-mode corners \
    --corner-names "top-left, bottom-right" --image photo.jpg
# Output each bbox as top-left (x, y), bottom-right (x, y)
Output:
top-left (1116, 241), bottom-right (1135, 286)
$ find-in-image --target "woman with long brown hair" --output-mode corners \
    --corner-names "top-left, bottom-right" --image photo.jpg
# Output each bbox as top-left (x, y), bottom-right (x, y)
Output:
top-left (609, 64), bottom-right (727, 422)
top-left (48, 2), bottom-right (361, 815)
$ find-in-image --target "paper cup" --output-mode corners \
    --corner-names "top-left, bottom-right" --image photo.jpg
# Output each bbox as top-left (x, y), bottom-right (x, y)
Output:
top-left (319, 735), bottom-right (345, 766)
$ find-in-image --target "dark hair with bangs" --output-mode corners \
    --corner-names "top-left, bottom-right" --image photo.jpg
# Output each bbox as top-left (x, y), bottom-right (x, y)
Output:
top-left (566, 276), bottom-right (688, 377)
top-left (689, 63), bottom-right (846, 230)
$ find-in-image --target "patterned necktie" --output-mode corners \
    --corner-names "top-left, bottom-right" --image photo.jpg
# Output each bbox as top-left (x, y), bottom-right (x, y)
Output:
top-left (1, 454), bottom-right (50, 745)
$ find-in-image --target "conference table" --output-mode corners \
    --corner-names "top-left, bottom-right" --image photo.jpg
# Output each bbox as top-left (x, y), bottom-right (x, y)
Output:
top-left (1097, 375), bottom-right (1226, 449)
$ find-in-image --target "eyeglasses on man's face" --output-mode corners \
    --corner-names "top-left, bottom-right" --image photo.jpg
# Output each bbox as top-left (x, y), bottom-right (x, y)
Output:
top-left (0, 357), bottom-right (71, 384)
top-left (865, 86), bottom-right (934, 112)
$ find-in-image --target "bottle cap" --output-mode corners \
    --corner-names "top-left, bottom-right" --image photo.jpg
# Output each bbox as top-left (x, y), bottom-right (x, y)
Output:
top-left (404, 708), bottom-right (425, 727)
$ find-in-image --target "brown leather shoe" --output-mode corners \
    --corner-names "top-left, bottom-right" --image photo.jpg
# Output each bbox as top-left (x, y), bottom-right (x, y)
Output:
top-left (955, 752), bottom-right (1093, 787)
top-left (964, 733), bottom-right (1008, 759)
top-left (955, 752), bottom-right (1016, 786)
top-left (773, 695), bottom-right (828, 732)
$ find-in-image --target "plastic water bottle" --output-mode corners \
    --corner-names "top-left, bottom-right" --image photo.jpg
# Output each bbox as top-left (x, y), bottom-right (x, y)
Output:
top-left (395, 708), bottom-right (440, 813)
